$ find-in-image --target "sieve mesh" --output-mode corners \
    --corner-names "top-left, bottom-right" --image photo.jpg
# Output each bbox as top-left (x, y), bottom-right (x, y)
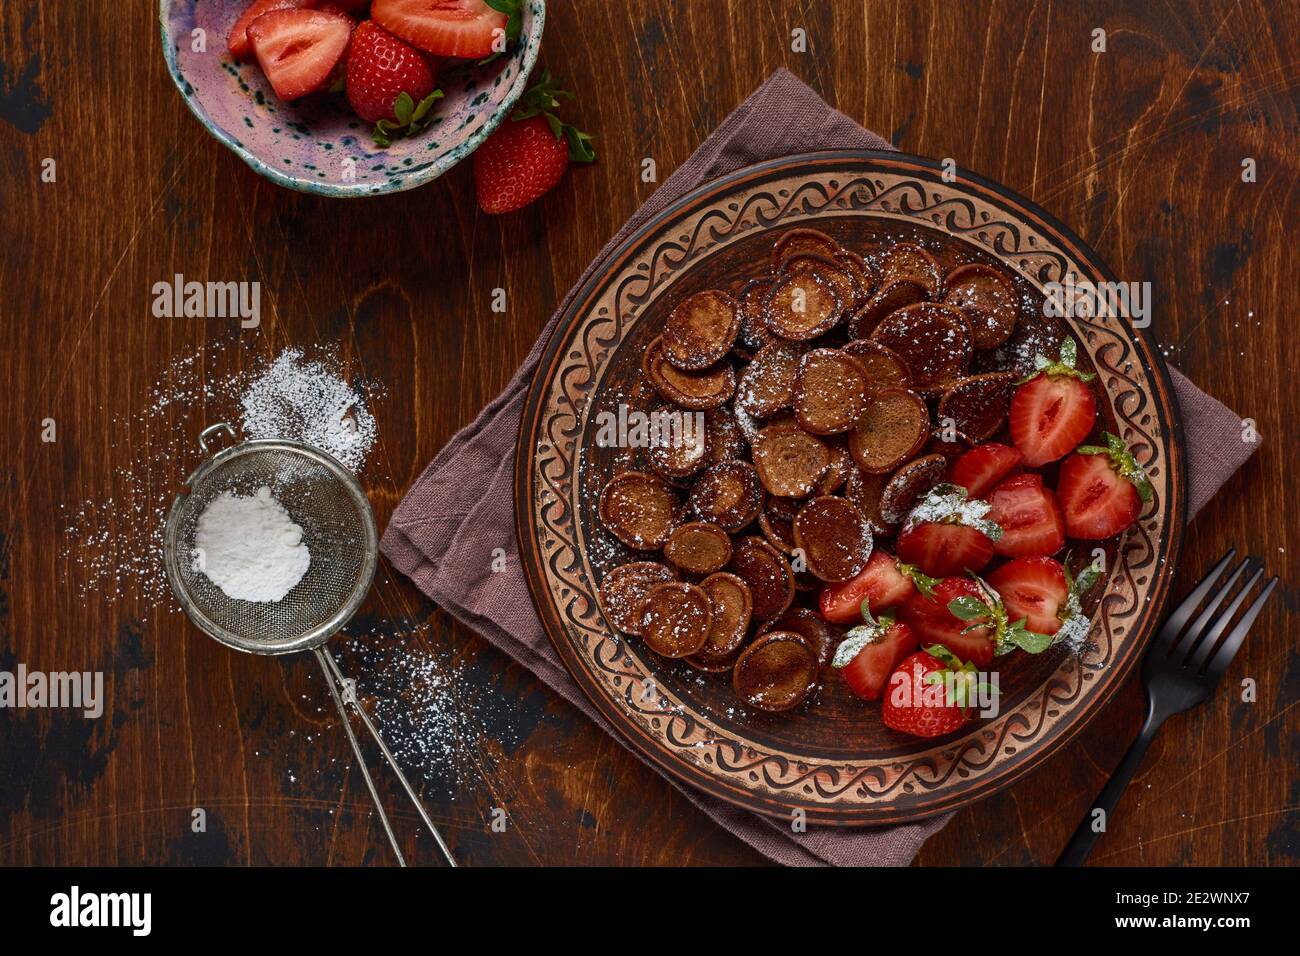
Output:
top-left (164, 438), bottom-right (377, 656)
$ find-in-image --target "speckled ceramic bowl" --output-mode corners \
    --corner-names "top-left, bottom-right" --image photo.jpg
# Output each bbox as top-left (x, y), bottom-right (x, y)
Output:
top-left (160, 0), bottom-right (545, 197)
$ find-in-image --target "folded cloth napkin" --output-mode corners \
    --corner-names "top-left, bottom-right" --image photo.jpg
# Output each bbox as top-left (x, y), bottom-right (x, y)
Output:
top-left (382, 68), bottom-right (1258, 866)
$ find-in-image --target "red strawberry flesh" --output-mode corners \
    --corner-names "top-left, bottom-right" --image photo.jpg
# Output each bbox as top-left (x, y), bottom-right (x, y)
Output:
top-left (985, 471), bottom-right (1065, 557)
top-left (248, 8), bottom-right (353, 101)
top-left (1010, 373), bottom-right (1097, 467)
top-left (371, 0), bottom-right (508, 59)
top-left (987, 556), bottom-right (1067, 635)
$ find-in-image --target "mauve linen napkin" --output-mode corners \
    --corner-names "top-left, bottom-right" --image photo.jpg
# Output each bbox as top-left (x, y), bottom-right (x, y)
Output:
top-left (381, 69), bottom-right (1258, 866)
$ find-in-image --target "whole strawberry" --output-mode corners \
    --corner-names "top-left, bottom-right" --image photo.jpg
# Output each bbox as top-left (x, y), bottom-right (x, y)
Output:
top-left (346, 21), bottom-right (442, 145)
top-left (882, 646), bottom-right (995, 738)
top-left (473, 71), bottom-right (595, 214)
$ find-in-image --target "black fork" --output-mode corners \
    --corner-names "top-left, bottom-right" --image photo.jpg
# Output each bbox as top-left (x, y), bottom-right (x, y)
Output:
top-left (1057, 550), bottom-right (1278, 866)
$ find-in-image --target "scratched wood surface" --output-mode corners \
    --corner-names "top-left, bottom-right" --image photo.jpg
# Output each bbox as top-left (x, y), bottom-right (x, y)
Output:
top-left (0, 0), bottom-right (1296, 866)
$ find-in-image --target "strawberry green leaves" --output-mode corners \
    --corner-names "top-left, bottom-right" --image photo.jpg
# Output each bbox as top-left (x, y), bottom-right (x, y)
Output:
top-left (1055, 557), bottom-right (1103, 649)
top-left (904, 483), bottom-right (1003, 541)
top-left (919, 644), bottom-right (999, 713)
top-left (1017, 337), bottom-right (1097, 385)
top-left (479, 0), bottom-right (523, 64)
top-left (1076, 431), bottom-right (1155, 502)
top-left (373, 89), bottom-right (444, 147)
top-left (510, 71), bottom-right (596, 162)
top-left (898, 562), bottom-right (941, 600)
top-left (948, 576), bottom-right (1054, 655)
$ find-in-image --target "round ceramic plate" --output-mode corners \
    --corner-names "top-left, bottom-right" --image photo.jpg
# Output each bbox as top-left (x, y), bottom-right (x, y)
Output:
top-left (516, 151), bottom-right (1186, 824)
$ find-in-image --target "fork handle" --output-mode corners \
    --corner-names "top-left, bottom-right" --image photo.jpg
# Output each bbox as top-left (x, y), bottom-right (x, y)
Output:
top-left (1057, 704), bottom-right (1164, 866)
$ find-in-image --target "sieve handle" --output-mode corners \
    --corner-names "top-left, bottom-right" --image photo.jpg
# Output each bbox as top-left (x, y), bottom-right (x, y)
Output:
top-left (315, 647), bottom-right (458, 868)
top-left (198, 421), bottom-right (237, 454)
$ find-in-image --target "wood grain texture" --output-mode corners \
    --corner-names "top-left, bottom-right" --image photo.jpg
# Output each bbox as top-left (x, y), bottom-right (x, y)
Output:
top-left (0, 0), bottom-right (1296, 866)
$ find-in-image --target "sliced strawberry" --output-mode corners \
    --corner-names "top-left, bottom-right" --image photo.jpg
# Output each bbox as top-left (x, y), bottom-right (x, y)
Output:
top-left (371, 0), bottom-right (509, 59)
top-left (897, 522), bottom-right (994, 578)
top-left (831, 603), bottom-right (919, 702)
top-left (817, 551), bottom-right (915, 624)
top-left (881, 648), bottom-right (976, 738)
top-left (949, 442), bottom-right (1022, 499)
top-left (987, 557), bottom-right (1068, 635)
top-left (1009, 339), bottom-right (1098, 467)
top-left (900, 577), bottom-right (995, 667)
top-left (985, 472), bottom-right (1065, 557)
top-left (1057, 441), bottom-right (1147, 539)
top-left (248, 8), bottom-right (353, 101)
top-left (228, 0), bottom-right (318, 61)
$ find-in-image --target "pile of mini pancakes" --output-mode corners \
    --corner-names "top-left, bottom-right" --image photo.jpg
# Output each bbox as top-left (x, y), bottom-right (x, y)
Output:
top-left (597, 227), bottom-right (1026, 714)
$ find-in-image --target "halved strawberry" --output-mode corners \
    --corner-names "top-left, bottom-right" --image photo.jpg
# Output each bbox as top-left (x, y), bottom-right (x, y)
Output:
top-left (949, 442), bottom-right (1022, 499)
top-left (817, 551), bottom-right (920, 624)
top-left (881, 647), bottom-right (990, 738)
top-left (1057, 433), bottom-right (1152, 539)
top-left (897, 522), bottom-right (995, 578)
top-left (831, 605), bottom-right (919, 701)
top-left (986, 557), bottom-right (1067, 635)
top-left (900, 577), bottom-right (996, 667)
top-left (248, 8), bottom-right (353, 101)
top-left (228, 0), bottom-right (317, 61)
top-left (985, 472), bottom-right (1065, 557)
top-left (1009, 339), bottom-right (1098, 467)
top-left (371, 0), bottom-right (512, 59)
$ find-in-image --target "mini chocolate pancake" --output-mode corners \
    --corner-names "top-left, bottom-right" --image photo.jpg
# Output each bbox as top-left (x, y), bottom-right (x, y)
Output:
top-left (637, 582), bottom-right (712, 658)
top-left (793, 349), bottom-right (872, 436)
top-left (762, 268), bottom-right (843, 341)
top-left (943, 263), bottom-right (1018, 349)
top-left (661, 289), bottom-right (741, 370)
top-left (814, 438), bottom-right (853, 495)
top-left (703, 407), bottom-right (747, 465)
top-left (733, 631), bottom-right (819, 712)
top-left (752, 418), bottom-right (832, 498)
top-left (870, 302), bottom-right (973, 395)
top-left (598, 561), bottom-right (677, 635)
top-left (782, 253), bottom-right (861, 316)
top-left (845, 466), bottom-right (892, 532)
top-left (880, 241), bottom-right (943, 296)
top-left (643, 335), bottom-right (735, 410)
top-left (793, 495), bottom-right (874, 583)
top-left (833, 249), bottom-right (876, 307)
top-left (728, 535), bottom-right (795, 620)
top-left (848, 388), bottom-right (930, 474)
top-left (759, 607), bottom-right (840, 667)
top-left (688, 460), bottom-right (763, 531)
top-left (758, 494), bottom-right (799, 553)
top-left (841, 338), bottom-right (912, 389)
top-left (646, 405), bottom-right (708, 478)
top-left (938, 371), bottom-right (1017, 442)
top-left (663, 521), bottom-right (733, 575)
top-left (598, 471), bottom-right (678, 549)
top-left (689, 571), bottom-right (753, 665)
top-left (684, 652), bottom-right (740, 673)
top-left (878, 454), bottom-right (948, 526)
top-left (847, 279), bottom-right (930, 339)
top-left (735, 341), bottom-right (806, 418)
top-left (735, 277), bottom-right (776, 354)
top-left (771, 227), bottom-right (840, 270)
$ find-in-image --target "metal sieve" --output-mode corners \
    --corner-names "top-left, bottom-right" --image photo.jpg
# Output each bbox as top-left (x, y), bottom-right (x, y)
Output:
top-left (164, 422), bottom-right (456, 867)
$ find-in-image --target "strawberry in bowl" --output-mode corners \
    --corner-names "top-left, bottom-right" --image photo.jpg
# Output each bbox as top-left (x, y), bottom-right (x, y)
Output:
top-left (161, 0), bottom-right (551, 196)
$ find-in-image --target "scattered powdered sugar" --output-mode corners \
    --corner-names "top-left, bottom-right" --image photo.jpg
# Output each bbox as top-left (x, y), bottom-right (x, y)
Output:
top-left (60, 342), bottom-right (381, 605)
top-left (193, 485), bottom-right (311, 602)
top-left (241, 348), bottom-right (376, 472)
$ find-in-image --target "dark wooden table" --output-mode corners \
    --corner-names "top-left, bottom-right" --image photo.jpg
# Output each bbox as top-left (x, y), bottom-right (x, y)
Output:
top-left (1, 0), bottom-right (1296, 866)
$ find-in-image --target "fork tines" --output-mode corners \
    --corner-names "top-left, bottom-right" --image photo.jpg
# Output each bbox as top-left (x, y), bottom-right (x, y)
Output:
top-left (1156, 549), bottom-right (1279, 677)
